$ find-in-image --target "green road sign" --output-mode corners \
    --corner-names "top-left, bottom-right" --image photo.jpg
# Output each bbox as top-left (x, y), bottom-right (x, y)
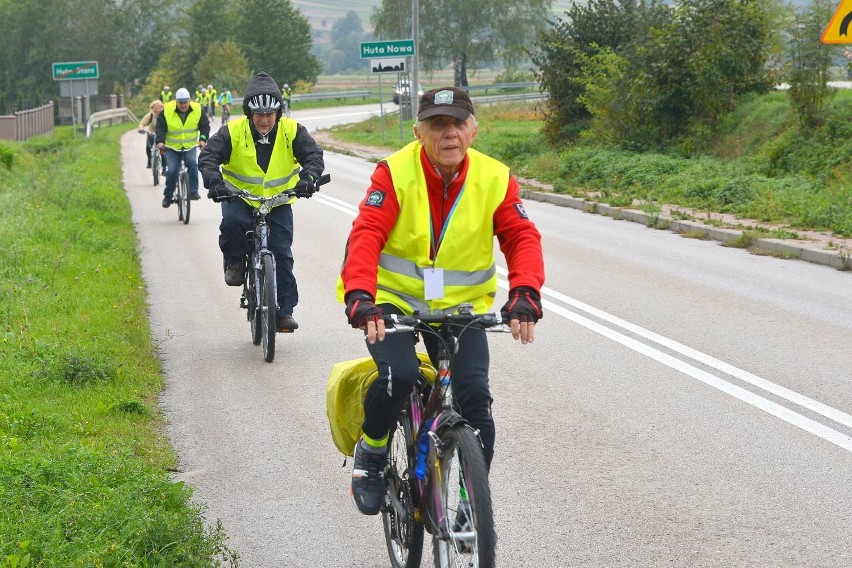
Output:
top-left (52, 61), bottom-right (99, 81)
top-left (360, 40), bottom-right (415, 59)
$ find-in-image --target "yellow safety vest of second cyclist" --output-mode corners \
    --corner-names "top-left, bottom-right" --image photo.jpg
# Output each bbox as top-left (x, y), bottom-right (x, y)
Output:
top-left (222, 116), bottom-right (301, 208)
top-left (338, 141), bottom-right (509, 315)
top-left (162, 99), bottom-right (202, 150)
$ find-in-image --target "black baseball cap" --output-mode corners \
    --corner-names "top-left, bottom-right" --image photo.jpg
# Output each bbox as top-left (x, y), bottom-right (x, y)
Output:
top-left (417, 87), bottom-right (475, 122)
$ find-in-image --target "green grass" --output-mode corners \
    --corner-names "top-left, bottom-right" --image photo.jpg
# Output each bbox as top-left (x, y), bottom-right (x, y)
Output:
top-left (322, 90), bottom-right (852, 238)
top-left (0, 127), bottom-right (237, 567)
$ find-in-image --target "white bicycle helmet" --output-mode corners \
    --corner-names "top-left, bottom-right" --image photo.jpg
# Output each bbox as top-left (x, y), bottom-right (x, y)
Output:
top-left (247, 94), bottom-right (281, 113)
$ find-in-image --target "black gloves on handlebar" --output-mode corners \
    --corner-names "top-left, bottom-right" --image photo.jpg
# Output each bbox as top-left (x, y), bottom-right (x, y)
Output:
top-left (345, 291), bottom-right (383, 329)
top-left (208, 182), bottom-right (230, 202)
top-left (501, 286), bottom-right (543, 323)
top-left (293, 175), bottom-right (316, 198)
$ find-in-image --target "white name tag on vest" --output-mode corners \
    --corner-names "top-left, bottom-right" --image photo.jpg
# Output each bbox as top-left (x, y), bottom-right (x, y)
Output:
top-left (423, 267), bottom-right (445, 300)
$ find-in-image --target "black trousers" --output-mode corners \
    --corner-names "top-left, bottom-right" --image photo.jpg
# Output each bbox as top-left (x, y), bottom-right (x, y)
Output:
top-left (362, 303), bottom-right (496, 466)
top-left (219, 199), bottom-right (297, 316)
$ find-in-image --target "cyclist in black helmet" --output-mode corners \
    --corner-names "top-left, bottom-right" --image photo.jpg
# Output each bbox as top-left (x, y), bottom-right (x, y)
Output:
top-left (199, 72), bottom-right (325, 332)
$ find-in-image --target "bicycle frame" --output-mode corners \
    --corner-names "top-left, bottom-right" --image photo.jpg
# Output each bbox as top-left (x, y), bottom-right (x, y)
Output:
top-left (382, 305), bottom-right (507, 558)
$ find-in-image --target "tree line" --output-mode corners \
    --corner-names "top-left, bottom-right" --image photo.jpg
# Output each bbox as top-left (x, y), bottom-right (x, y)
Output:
top-left (0, 0), bottom-right (320, 112)
top-left (531, 0), bottom-right (841, 150)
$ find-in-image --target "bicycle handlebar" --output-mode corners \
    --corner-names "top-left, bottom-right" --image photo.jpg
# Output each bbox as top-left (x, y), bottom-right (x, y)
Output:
top-left (218, 173), bottom-right (331, 205)
top-left (382, 309), bottom-right (509, 335)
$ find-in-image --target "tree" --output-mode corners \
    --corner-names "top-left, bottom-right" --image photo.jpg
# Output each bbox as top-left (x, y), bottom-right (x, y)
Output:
top-left (329, 11), bottom-right (368, 73)
top-left (232, 0), bottom-right (321, 87)
top-left (371, 0), bottom-right (549, 86)
top-left (533, 0), bottom-right (779, 148)
top-left (0, 0), bottom-right (173, 107)
top-left (195, 41), bottom-right (251, 96)
top-left (786, 0), bottom-right (836, 129)
top-left (531, 0), bottom-right (647, 143)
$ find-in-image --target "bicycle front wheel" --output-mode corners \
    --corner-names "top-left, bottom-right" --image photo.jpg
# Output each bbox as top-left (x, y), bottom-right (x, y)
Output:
top-left (178, 169), bottom-right (190, 224)
top-left (151, 151), bottom-right (160, 186)
top-left (430, 425), bottom-right (495, 568)
top-left (382, 410), bottom-right (424, 568)
top-left (260, 254), bottom-right (276, 362)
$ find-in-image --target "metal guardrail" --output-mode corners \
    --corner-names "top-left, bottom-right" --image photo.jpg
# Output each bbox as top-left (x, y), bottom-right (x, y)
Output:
top-left (86, 107), bottom-right (138, 138)
top-left (462, 82), bottom-right (539, 94)
top-left (293, 90), bottom-right (372, 102)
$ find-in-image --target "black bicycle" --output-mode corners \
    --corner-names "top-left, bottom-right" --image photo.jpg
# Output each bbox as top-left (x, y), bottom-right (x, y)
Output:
top-left (221, 173), bottom-right (330, 362)
top-left (378, 305), bottom-right (508, 568)
top-left (171, 153), bottom-right (190, 225)
top-left (139, 130), bottom-right (164, 186)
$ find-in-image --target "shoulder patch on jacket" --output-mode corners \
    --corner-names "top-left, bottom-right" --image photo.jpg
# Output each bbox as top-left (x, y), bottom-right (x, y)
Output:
top-left (514, 203), bottom-right (529, 219)
top-left (365, 190), bottom-right (386, 208)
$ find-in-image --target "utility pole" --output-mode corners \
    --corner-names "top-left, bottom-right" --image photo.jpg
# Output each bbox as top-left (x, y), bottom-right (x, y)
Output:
top-left (412, 0), bottom-right (420, 112)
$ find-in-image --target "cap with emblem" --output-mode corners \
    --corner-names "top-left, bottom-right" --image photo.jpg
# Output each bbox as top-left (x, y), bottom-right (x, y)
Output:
top-left (417, 87), bottom-right (475, 122)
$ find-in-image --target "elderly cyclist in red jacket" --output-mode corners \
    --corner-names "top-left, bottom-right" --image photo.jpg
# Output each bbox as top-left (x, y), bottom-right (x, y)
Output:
top-left (338, 86), bottom-right (545, 515)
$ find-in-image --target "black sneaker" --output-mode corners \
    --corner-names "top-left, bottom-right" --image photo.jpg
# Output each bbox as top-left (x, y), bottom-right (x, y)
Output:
top-left (190, 192), bottom-right (200, 200)
top-left (224, 262), bottom-right (245, 286)
top-left (276, 315), bottom-right (299, 332)
top-left (351, 441), bottom-right (387, 515)
top-left (162, 196), bottom-right (172, 208)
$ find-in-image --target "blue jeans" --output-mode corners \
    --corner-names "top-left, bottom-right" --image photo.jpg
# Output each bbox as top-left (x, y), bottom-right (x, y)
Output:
top-left (361, 303), bottom-right (495, 467)
top-left (219, 198), bottom-right (297, 316)
top-left (163, 147), bottom-right (199, 197)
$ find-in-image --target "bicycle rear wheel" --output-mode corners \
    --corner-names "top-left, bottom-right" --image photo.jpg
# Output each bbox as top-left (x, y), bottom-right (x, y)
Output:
top-left (260, 254), bottom-right (276, 362)
top-left (430, 425), bottom-right (495, 568)
top-left (382, 410), bottom-right (424, 568)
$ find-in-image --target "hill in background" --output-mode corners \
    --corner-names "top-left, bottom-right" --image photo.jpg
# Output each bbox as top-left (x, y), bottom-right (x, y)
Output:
top-left (292, 0), bottom-right (580, 36)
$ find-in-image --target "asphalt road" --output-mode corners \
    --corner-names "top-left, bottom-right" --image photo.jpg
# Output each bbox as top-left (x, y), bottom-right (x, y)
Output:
top-left (120, 105), bottom-right (852, 567)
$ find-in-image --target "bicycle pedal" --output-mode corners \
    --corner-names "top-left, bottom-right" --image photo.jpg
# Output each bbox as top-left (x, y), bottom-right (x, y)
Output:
top-left (277, 328), bottom-right (295, 334)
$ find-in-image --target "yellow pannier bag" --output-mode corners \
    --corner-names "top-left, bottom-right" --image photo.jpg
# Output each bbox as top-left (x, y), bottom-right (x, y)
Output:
top-left (326, 352), bottom-right (436, 456)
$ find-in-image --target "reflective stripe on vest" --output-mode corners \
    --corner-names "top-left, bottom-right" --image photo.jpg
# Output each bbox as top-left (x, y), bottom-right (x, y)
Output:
top-left (376, 141), bottom-right (509, 314)
top-left (163, 100), bottom-right (201, 150)
top-left (222, 117), bottom-right (300, 208)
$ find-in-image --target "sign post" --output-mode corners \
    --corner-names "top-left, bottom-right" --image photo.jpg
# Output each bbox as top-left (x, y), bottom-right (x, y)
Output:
top-left (359, 40), bottom-right (415, 59)
top-left (52, 61), bottom-right (99, 130)
top-left (361, 41), bottom-right (418, 141)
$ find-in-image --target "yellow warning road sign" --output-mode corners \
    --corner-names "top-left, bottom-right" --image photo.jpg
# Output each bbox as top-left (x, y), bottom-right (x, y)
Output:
top-left (823, 0), bottom-right (852, 44)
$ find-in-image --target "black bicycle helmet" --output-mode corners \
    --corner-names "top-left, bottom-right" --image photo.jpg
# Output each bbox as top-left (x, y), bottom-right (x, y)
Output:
top-left (246, 94), bottom-right (281, 114)
top-left (242, 72), bottom-right (285, 119)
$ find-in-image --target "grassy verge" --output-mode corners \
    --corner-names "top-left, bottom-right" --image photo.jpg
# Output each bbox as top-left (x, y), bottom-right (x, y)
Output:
top-left (0, 127), bottom-right (237, 567)
top-left (323, 91), bottom-right (852, 238)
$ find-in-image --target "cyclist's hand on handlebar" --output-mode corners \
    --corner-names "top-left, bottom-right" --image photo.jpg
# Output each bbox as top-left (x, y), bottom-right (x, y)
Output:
top-left (293, 176), bottom-right (316, 198)
top-left (345, 291), bottom-right (385, 343)
top-left (501, 286), bottom-right (542, 344)
top-left (207, 182), bottom-right (230, 202)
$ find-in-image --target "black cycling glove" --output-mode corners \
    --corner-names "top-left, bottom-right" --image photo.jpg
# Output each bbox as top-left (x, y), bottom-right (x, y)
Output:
top-left (500, 286), bottom-right (543, 323)
top-left (293, 175), bottom-right (317, 198)
top-left (345, 291), bottom-right (383, 329)
top-left (207, 182), bottom-right (230, 202)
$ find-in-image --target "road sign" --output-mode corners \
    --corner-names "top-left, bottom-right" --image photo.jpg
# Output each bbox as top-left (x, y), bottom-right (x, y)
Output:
top-left (370, 58), bottom-right (406, 74)
top-left (52, 61), bottom-right (99, 81)
top-left (360, 40), bottom-right (415, 59)
top-left (822, 0), bottom-right (852, 43)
